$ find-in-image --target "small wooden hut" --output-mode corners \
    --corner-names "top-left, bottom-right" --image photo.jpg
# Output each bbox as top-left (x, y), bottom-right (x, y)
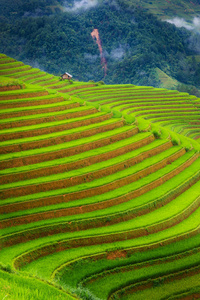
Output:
top-left (61, 72), bottom-right (73, 80)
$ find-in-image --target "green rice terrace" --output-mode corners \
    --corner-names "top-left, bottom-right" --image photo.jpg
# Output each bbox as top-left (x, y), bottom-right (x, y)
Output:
top-left (0, 53), bottom-right (200, 300)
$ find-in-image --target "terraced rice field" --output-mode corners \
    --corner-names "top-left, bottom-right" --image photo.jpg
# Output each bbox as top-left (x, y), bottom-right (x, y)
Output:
top-left (0, 54), bottom-right (200, 300)
top-left (66, 85), bottom-right (200, 141)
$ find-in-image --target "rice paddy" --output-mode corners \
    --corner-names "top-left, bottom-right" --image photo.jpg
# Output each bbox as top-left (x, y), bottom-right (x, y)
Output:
top-left (0, 54), bottom-right (200, 300)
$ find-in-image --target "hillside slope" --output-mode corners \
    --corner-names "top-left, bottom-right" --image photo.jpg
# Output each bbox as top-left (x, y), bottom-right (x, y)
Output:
top-left (0, 55), bottom-right (200, 300)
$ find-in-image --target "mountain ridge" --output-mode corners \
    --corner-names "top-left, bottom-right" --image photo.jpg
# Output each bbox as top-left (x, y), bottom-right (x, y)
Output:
top-left (0, 0), bottom-right (200, 90)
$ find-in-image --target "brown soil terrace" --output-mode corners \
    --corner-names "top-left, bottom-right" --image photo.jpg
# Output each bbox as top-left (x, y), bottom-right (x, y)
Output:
top-left (22, 73), bottom-right (47, 82)
top-left (0, 67), bottom-right (32, 75)
top-left (0, 174), bottom-right (200, 247)
top-left (0, 128), bottom-right (154, 185)
top-left (0, 63), bottom-right (24, 70)
top-left (145, 113), bottom-right (200, 120)
top-left (41, 80), bottom-right (60, 86)
top-left (0, 119), bottom-right (124, 154)
top-left (112, 101), bottom-right (191, 109)
top-left (87, 93), bottom-right (184, 99)
top-left (12, 203), bottom-right (200, 270)
top-left (0, 127), bottom-right (137, 170)
top-left (0, 96), bottom-right (65, 110)
top-left (12, 70), bottom-right (40, 78)
top-left (0, 150), bottom-right (198, 215)
top-left (46, 82), bottom-right (68, 89)
top-left (0, 102), bottom-right (79, 120)
top-left (119, 104), bottom-right (194, 112)
top-left (31, 76), bottom-right (54, 84)
top-left (109, 265), bottom-right (200, 300)
top-left (136, 109), bottom-right (199, 117)
top-left (71, 86), bottom-right (134, 94)
top-left (0, 91), bottom-right (48, 100)
top-left (58, 84), bottom-right (96, 93)
top-left (87, 95), bottom-right (189, 103)
top-left (0, 107), bottom-right (97, 130)
top-left (124, 108), bottom-right (197, 115)
top-left (180, 292), bottom-right (200, 300)
top-left (149, 118), bottom-right (199, 124)
top-left (107, 250), bottom-right (127, 260)
top-left (194, 135), bottom-right (200, 140)
top-left (0, 146), bottom-right (184, 200)
top-left (0, 112), bottom-right (113, 142)
top-left (72, 89), bottom-right (174, 96)
top-left (101, 96), bottom-right (194, 104)
top-left (0, 85), bottom-right (23, 92)
top-left (83, 247), bottom-right (200, 287)
top-left (0, 59), bottom-right (15, 64)
top-left (51, 229), bottom-right (200, 281)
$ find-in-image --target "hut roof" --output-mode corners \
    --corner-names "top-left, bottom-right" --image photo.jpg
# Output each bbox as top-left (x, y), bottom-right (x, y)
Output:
top-left (63, 72), bottom-right (72, 78)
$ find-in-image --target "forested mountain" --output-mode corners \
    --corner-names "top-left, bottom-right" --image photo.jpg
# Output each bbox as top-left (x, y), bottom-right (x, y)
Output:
top-left (1, 0), bottom-right (200, 89)
top-left (118, 0), bottom-right (200, 20)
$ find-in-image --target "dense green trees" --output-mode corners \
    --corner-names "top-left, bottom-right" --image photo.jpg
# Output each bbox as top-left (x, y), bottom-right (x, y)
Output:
top-left (0, 0), bottom-right (200, 87)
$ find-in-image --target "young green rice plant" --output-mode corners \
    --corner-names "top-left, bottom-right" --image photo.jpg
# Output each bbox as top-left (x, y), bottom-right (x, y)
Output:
top-left (0, 124), bottom-right (133, 163)
top-left (5, 204), bottom-right (200, 281)
top-left (116, 273), bottom-right (200, 300)
top-left (0, 111), bottom-right (108, 136)
top-left (1, 153), bottom-right (199, 239)
top-left (55, 231), bottom-right (200, 290)
top-left (0, 66), bottom-right (32, 75)
top-left (81, 249), bottom-right (200, 299)
top-left (0, 118), bottom-right (119, 148)
top-left (0, 99), bottom-right (76, 116)
top-left (0, 76), bottom-right (24, 88)
top-left (0, 104), bottom-right (94, 125)
top-left (0, 269), bottom-right (76, 300)
top-left (0, 145), bottom-right (182, 194)
top-left (0, 131), bottom-right (152, 179)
